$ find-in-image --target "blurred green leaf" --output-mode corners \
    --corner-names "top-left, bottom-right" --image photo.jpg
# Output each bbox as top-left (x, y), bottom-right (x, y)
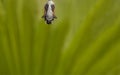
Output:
top-left (0, 0), bottom-right (120, 75)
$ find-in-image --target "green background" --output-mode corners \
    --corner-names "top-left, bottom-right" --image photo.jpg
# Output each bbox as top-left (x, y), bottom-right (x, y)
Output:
top-left (0, 0), bottom-right (120, 75)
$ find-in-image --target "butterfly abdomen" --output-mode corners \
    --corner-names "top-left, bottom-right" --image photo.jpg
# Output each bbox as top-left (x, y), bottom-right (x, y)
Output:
top-left (46, 20), bottom-right (52, 24)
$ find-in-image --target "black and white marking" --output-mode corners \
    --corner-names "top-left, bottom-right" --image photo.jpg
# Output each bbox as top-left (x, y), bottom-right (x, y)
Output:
top-left (42, 0), bottom-right (57, 24)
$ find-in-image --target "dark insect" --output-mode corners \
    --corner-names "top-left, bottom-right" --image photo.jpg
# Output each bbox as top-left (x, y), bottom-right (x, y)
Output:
top-left (42, 0), bottom-right (57, 24)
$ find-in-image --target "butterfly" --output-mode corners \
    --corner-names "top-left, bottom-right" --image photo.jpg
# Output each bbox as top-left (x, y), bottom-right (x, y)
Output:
top-left (42, 0), bottom-right (57, 24)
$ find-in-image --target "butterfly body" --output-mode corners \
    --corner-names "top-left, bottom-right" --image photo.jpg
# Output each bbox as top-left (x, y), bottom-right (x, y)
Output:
top-left (42, 0), bottom-right (57, 24)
